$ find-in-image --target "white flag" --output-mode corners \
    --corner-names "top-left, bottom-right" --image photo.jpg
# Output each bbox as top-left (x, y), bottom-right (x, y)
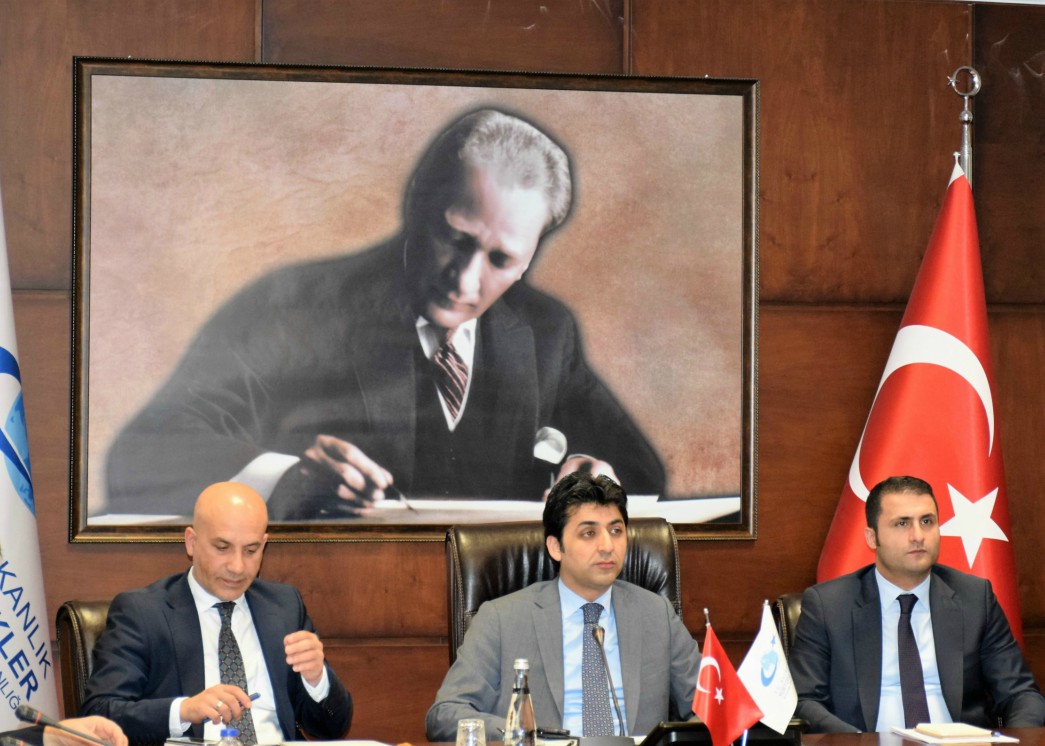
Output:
top-left (0, 179), bottom-right (60, 728)
top-left (736, 602), bottom-right (797, 734)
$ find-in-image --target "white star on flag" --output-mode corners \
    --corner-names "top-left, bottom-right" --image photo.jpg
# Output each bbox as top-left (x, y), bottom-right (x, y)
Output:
top-left (715, 688), bottom-right (724, 704)
top-left (940, 484), bottom-right (1008, 566)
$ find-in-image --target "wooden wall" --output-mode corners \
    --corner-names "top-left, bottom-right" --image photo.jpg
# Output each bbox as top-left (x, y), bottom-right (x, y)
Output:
top-left (1, 1), bottom-right (1042, 743)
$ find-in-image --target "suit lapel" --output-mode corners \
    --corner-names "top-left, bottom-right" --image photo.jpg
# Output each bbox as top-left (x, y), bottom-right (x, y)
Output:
top-left (533, 582), bottom-right (566, 721)
top-left (166, 575), bottom-right (207, 738)
top-left (245, 585), bottom-right (296, 739)
top-left (475, 301), bottom-right (540, 463)
top-left (855, 571), bottom-right (883, 731)
top-left (929, 570), bottom-right (963, 719)
top-left (613, 582), bottom-right (644, 733)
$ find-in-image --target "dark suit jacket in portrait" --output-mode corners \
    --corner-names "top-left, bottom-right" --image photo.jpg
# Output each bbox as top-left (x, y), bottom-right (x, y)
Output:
top-left (425, 578), bottom-right (700, 741)
top-left (1, 728), bottom-right (43, 745)
top-left (789, 564), bottom-right (1045, 733)
top-left (105, 239), bottom-right (664, 517)
top-left (80, 572), bottom-right (352, 744)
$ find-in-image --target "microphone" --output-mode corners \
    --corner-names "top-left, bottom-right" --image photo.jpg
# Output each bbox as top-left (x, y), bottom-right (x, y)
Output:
top-left (592, 625), bottom-right (626, 737)
top-left (15, 705), bottom-right (113, 746)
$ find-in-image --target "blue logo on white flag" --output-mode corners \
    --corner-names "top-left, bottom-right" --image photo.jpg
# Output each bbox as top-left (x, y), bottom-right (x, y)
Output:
top-left (0, 345), bottom-right (34, 514)
top-left (759, 647), bottom-right (780, 687)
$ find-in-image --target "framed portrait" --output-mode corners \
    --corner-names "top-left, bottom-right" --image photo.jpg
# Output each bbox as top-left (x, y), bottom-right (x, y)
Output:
top-left (71, 59), bottom-right (759, 542)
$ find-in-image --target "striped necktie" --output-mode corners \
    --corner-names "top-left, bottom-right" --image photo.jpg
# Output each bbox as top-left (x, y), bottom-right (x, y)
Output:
top-left (433, 330), bottom-right (468, 420)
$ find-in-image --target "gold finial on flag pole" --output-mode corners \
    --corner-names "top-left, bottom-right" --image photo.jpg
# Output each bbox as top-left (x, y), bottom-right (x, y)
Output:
top-left (947, 66), bottom-right (981, 186)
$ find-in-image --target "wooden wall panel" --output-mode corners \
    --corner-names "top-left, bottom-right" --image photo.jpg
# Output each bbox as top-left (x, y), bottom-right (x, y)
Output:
top-left (3, 0), bottom-right (1045, 736)
top-left (327, 643), bottom-right (446, 743)
top-left (991, 311), bottom-right (1045, 627)
top-left (0, 0), bottom-right (258, 290)
top-left (630, 0), bottom-right (972, 304)
top-left (261, 0), bottom-right (626, 73)
top-left (973, 5), bottom-right (1045, 304)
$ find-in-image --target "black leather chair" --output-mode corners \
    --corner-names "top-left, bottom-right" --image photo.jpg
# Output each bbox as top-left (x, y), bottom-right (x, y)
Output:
top-left (445, 516), bottom-right (681, 664)
top-left (772, 592), bottom-right (803, 659)
top-left (56, 599), bottom-right (111, 716)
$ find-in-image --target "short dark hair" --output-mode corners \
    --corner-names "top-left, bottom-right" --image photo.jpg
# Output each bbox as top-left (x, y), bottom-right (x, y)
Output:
top-left (404, 108), bottom-right (572, 237)
top-left (865, 475), bottom-right (938, 531)
top-left (543, 472), bottom-right (628, 569)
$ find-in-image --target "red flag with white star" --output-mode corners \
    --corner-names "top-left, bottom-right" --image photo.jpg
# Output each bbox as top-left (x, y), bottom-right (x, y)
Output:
top-left (693, 622), bottom-right (763, 746)
top-left (817, 164), bottom-right (1022, 640)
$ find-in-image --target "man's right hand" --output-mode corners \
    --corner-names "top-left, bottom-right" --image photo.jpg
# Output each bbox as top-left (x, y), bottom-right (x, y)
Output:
top-left (180, 684), bottom-right (253, 725)
top-left (295, 434), bottom-right (396, 516)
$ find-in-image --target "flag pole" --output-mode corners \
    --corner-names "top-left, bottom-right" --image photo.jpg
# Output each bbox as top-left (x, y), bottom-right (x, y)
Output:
top-left (947, 66), bottom-right (981, 186)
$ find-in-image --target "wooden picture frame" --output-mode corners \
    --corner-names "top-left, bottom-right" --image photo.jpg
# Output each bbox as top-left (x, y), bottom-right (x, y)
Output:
top-left (71, 58), bottom-right (759, 542)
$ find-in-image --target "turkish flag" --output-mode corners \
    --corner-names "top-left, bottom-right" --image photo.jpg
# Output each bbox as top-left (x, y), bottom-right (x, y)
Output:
top-left (818, 164), bottom-right (1022, 640)
top-left (693, 623), bottom-right (763, 746)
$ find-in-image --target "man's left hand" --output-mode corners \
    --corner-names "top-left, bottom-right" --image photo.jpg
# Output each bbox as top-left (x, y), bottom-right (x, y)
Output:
top-left (285, 630), bottom-right (325, 686)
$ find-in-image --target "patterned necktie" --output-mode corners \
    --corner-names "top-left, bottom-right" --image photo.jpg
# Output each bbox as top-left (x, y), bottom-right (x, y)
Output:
top-left (897, 594), bottom-right (931, 727)
top-left (581, 602), bottom-right (615, 736)
top-left (433, 330), bottom-right (468, 420)
top-left (216, 602), bottom-right (258, 746)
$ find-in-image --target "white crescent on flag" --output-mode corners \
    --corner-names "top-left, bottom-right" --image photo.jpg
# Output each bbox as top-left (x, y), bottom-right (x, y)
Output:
top-left (847, 324), bottom-right (994, 502)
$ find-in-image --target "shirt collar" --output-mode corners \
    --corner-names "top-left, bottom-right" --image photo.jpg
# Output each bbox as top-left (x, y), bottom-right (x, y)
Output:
top-left (187, 567), bottom-right (248, 616)
top-left (416, 317), bottom-right (477, 361)
top-left (557, 578), bottom-right (614, 620)
top-left (874, 568), bottom-right (932, 611)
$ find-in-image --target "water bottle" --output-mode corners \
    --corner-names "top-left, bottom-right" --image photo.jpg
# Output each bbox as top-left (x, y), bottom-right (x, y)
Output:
top-left (504, 658), bottom-right (536, 746)
top-left (217, 728), bottom-right (243, 746)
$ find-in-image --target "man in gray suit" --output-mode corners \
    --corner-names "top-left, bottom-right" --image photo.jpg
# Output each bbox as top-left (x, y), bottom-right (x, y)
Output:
top-left (425, 472), bottom-right (701, 740)
top-left (790, 475), bottom-right (1045, 733)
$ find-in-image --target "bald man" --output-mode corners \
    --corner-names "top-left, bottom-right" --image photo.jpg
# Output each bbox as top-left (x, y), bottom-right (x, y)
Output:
top-left (80, 483), bottom-right (352, 745)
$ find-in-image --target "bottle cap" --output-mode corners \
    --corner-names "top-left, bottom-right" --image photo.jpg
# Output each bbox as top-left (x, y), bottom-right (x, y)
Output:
top-left (513, 658), bottom-right (530, 670)
top-left (220, 729), bottom-right (239, 738)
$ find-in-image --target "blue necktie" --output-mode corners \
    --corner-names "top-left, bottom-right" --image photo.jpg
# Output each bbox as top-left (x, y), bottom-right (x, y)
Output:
top-left (582, 603), bottom-right (614, 736)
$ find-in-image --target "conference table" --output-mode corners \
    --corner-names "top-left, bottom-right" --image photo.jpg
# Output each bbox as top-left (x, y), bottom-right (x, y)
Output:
top-left (419, 731), bottom-right (1045, 746)
top-left (804, 731), bottom-right (1044, 746)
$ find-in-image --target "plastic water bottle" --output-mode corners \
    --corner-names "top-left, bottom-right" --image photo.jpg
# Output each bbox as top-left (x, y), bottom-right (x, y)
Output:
top-left (217, 728), bottom-right (243, 746)
top-left (504, 658), bottom-right (536, 746)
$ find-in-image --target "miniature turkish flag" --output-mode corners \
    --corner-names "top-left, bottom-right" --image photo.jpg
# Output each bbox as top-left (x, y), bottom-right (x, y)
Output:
top-left (693, 622), bottom-right (763, 746)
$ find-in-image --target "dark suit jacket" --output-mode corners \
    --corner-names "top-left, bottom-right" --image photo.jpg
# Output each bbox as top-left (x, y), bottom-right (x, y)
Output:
top-left (790, 564), bottom-right (1045, 733)
top-left (1, 727), bottom-right (43, 745)
top-left (425, 579), bottom-right (701, 741)
top-left (106, 239), bottom-right (664, 516)
top-left (79, 572), bottom-right (352, 745)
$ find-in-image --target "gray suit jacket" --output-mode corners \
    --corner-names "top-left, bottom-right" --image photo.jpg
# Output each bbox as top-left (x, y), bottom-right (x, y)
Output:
top-left (425, 579), bottom-right (700, 741)
top-left (790, 564), bottom-right (1045, 733)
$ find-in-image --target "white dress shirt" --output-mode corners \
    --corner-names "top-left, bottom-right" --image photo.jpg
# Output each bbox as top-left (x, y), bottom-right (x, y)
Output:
top-left (416, 317), bottom-right (477, 430)
top-left (874, 571), bottom-right (952, 731)
top-left (559, 581), bottom-right (629, 736)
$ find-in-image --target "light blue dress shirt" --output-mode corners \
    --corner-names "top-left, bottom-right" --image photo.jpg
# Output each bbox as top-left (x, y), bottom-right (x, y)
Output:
top-left (874, 571), bottom-right (952, 731)
top-left (558, 580), bottom-right (629, 736)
